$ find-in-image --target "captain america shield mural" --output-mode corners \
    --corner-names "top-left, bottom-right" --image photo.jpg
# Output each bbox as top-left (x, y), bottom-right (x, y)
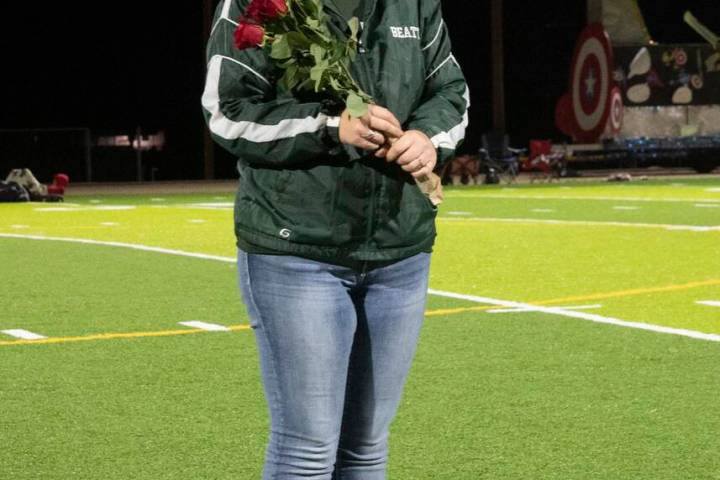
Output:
top-left (570, 24), bottom-right (614, 142)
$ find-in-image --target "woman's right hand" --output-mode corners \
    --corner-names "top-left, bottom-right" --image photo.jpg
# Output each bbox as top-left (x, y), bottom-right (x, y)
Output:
top-left (338, 105), bottom-right (404, 153)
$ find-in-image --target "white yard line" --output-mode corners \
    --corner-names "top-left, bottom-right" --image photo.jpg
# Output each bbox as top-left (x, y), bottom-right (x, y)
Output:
top-left (0, 233), bottom-right (235, 263)
top-left (487, 304), bottom-right (602, 314)
top-left (34, 206), bottom-right (137, 212)
top-left (445, 193), bottom-right (720, 204)
top-left (2, 233), bottom-right (718, 344)
top-left (439, 216), bottom-right (720, 232)
top-left (2, 329), bottom-right (47, 340)
top-left (429, 289), bottom-right (720, 343)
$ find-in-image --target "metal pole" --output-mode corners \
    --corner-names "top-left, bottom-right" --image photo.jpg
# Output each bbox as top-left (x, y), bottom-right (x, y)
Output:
top-left (491, 0), bottom-right (506, 133)
top-left (84, 128), bottom-right (93, 182)
top-left (202, 0), bottom-right (216, 180)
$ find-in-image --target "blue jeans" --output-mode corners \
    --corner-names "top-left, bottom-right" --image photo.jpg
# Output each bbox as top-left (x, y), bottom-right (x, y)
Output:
top-left (237, 251), bottom-right (431, 479)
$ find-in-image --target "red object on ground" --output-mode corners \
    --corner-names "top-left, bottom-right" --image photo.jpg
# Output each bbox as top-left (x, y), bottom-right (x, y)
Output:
top-left (523, 140), bottom-right (554, 174)
top-left (47, 173), bottom-right (69, 196)
top-left (555, 92), bottom-right (576, 138)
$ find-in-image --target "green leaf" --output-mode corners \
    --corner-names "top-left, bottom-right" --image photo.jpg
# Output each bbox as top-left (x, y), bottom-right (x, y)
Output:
top-left (310, 43), bottom-right (326, 63)
top-left (348, 17), bottom-right (360, 42)
top-left (286, 31), bottom-right (311, 49)
top-left (280, 63), bottom-right (300, 91)
top-left (310, 60), bottom-right (329, 91)
top-left (346, 92), bottom-right (368, 118)
top-left (270, 35), bottom-right (292, 60)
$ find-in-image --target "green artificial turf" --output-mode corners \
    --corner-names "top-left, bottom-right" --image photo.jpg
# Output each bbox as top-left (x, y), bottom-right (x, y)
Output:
top-left (1, 178), bottom-right (719, 479)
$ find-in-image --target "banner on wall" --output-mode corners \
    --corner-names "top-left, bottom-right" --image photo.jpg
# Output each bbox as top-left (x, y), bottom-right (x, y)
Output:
top-left (614, 44), bottom-right (720, 106)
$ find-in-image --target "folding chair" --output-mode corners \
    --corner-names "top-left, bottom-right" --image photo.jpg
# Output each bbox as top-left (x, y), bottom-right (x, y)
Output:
top-left (478, 132), bottom-right (524, 184)
top-left (523, 140), bottom-right (566, 182)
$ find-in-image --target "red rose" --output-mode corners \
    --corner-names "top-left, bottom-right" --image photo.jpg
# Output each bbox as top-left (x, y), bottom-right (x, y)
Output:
top-left (261, 0), bottom-right (288, 19)
top-left (234, 22), bottom-right (265, 50)
top-left (244, 0), bottom-right (288, 22)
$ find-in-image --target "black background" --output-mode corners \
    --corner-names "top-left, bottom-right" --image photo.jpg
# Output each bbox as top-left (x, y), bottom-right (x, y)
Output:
top-left (0, 1), bottom-right (718, 180)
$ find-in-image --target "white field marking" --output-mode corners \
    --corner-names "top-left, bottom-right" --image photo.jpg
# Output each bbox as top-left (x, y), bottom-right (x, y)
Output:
top-left (428, 289), bottom-right (720, 343)
top-left (706, 188), bottom-right (720, 193)
top-left (34, 207), bottom-right (76, 212)
top-left (670, 183), bottom-right (687, 187)
top-left (696, 204), bottom-right (720, 208)
top-left (531, 209), bottom-right (555, 213)
top-left (10, 225), bottom-right (29, 229)
top-left (179, 321), bottom-right (231, 332)
top-left (89, 199), bottom-right (102, 204)
top-left (213, 196), bottom-right (229, 200)
top-left (439, 216), bottom-right (720, 232)
top-left (34, 206), bottom-right (136, 212)
top-left (445, 193), bottom-right (720, 204)
top-left (188, 219), bottom-right (207, 224)
top-left (487, 304), bottom-right (602, 314)
top-left (151, 198), bottom-right (166, 202)
top-left (0, 234), bottom-right (235, 264)
top-left (182, 202), bottom-right (234, 210)
top-left (697, 301), bottom-right (720, 308)
top-left (447, 211), bottom-right (472, 216)
top-left (2, 233), bottom-right (718, 343)
top-left (613, 206), bottom-right (641, 211)
top-left (2, 329), bottom-right (47, 340)
top-left (92, 206), bottom-right (136, 211)
top-left (100, 222), bottom-right (119, 227)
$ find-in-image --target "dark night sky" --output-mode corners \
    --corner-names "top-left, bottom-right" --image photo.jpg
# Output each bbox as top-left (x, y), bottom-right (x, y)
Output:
top-left (1, 1), bottom-right (718, 181)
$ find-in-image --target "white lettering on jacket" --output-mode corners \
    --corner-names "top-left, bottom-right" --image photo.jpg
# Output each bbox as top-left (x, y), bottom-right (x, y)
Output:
top-left (389, 26), bottom-right (420, 39)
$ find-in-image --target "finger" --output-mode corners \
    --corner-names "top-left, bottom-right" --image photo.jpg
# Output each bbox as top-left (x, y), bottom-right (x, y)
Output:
top-left (368, 116), bottom-right (404, 140)
top-left (386, 135), bottom-right (413, 162)
top-left (375, 146), bottom-right (390, 158)
top-left (400, 157), bottom-right (424, 173)
top-left (359, 129), bottom-right (387, 146)
top-left (396, 144), bottom-right (424, 166)
top-left (354, 137), bottom-right (380, 151)
top-left (411, 163), bottom-right (435, 179)
top-left (369, 105), bottom-right (403, 129)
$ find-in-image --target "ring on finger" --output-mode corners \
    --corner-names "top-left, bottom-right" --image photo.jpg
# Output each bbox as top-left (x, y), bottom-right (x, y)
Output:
top-left (361, 130), bottom-right (379, 140)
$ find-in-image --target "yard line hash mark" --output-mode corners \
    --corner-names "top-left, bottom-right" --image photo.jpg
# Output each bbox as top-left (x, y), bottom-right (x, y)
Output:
top-left (179, 321), bottom-right (231, 332)
top-left (2, 329), bottom-right (47, 340)
top-left (697, 301), bottom-right (720, 308)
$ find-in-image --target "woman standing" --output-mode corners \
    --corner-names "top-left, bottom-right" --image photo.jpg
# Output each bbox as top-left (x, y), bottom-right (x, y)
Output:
top-left (202, 0), bottom-right (469, 478)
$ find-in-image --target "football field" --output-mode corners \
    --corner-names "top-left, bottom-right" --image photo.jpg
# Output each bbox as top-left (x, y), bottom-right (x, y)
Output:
top-left (1, 178), bottom-right (719, 479)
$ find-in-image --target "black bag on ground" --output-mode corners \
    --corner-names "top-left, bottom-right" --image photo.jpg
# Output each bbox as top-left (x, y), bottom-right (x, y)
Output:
top-left (0, 181), bottom-right (30, 202)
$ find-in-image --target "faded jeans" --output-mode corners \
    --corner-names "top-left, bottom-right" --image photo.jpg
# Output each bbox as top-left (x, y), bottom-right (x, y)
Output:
top-left (237, 250), bottom-right (430, 479)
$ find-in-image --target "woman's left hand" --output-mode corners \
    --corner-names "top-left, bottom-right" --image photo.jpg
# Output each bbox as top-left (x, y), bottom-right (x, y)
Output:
top-left (383, 130), bottom-right (438, 179)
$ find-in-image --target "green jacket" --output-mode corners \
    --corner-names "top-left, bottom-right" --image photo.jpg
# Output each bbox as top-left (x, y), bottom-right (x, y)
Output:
top-left (202, 0), bottom-right (469, 263)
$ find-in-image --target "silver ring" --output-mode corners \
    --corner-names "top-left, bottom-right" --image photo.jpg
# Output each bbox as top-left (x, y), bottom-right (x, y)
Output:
top-left (361, 130), bottom-right (378, 140)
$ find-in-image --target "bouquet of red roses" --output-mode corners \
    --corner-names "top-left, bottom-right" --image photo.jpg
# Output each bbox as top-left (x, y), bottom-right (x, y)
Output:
top-left (234, 0), bottom-right (443, 205)
top-left (234, 0), bottom-right (372, 117)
